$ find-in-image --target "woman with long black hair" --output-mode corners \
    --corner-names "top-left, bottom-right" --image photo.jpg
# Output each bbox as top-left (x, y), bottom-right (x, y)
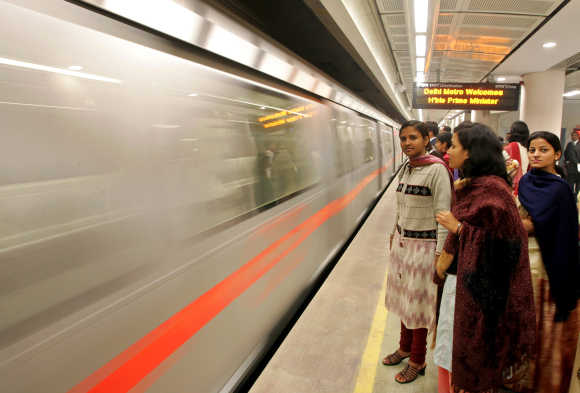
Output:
top-left (435, 123), bottom-right (536, 393)
top-left (517, 131), bottom-right (580, 393)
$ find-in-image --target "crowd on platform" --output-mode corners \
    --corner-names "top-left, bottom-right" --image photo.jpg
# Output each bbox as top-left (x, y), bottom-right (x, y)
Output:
top-left (383, 119), bottom-right (580, 393)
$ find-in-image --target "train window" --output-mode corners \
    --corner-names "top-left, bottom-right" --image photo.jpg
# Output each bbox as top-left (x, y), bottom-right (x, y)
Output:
top-left (0, 1), bottom-right (323, 345)
top-left (329, 106), bottom-right (378, 177)
top-left (379, 123), bottom-right (394, 176)
top-left (356, 117), bottom-right (377, 166)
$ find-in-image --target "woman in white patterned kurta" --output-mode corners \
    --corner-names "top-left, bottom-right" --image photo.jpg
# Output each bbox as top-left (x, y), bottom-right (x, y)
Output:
top-left (382, 121), bottom-right (452, 384)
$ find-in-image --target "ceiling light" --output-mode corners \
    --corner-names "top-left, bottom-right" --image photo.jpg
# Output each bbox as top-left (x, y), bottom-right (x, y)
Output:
top-left (563, 90), bottom-right (580, 97)
top-left (496, 77), bottom-right (506, 82)
top-left (542, 42), bottom-right (557, 48)
top-left (416, 57), bottom-right (425, 72)
top-left (260, 106), bottom-right (266, 109)
top-left (188, 93), bottom-right (198, 97)
top-left (414, 0), bottom-right (429, 33)
top-left (68, 65), bottom-right (83, 71)
top-left (416, 35), bottom-right (427, 57)
top-left (0, 57), bottom-right (121, 84)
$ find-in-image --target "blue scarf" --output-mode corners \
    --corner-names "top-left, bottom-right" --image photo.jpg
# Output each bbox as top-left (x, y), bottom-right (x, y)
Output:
top-left (519, 169), bottom-right (580, 321)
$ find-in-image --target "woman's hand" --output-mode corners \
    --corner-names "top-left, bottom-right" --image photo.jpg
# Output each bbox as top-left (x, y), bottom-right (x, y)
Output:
top-left (436, 211), bottom-right (461, 234)
top-left (521, 218), bottom-right (534, 234)
top-left (436, 257), bottom-right (447, 279)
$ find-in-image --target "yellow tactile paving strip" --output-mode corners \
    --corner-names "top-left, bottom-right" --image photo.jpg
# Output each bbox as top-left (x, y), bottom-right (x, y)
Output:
top-left (249, 180), bottom-right (438, 393)
top-left (352, 275), bottom-right (388, 393)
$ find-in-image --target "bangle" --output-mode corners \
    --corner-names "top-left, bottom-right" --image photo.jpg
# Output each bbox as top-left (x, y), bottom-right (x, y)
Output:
top-left (456, 222), bottom-right (462, 235)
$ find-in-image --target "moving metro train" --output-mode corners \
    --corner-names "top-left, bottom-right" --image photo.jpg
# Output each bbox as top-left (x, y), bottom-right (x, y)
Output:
top-left (0, 1), bottom-right (403, 392)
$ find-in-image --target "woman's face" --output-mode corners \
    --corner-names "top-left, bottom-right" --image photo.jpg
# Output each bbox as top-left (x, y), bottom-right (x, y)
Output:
top-left (528, 138), bottom-right (561, 172)
top-left (399, 126), bottom-right (428, 159)
top-left (447, 133), bottom-right (469, 169)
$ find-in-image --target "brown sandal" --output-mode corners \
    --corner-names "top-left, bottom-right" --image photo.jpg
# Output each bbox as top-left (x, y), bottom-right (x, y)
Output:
top-left (382, 350), bottom-right (410, 366)
top-left (395, 364), bottom-right (426, 384)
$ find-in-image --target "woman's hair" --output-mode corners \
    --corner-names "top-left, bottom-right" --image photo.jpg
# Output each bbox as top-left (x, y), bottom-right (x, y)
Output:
top-left (454, 120), bottom-right (473, 133)
top-left (508, 121), bottom-right (530, 144)
top-left (400, 120), bottom-right (429, 139)
top-left (527, 131), bottom-right (566, 178)
top-left (425, 121), bottom-right (439, 137)
top-left (456, 123), bottom-right (511, 185)
top-left (436, 132), bottom-right (452, 148)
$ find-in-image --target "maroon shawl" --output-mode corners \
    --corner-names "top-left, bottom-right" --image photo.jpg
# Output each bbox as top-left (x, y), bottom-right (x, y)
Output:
top-left (443, 176), bottom-right (536, 392)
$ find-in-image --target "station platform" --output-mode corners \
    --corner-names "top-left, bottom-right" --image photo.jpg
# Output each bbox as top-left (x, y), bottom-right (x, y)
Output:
top-left (249, 179), bottom-right (439, 393)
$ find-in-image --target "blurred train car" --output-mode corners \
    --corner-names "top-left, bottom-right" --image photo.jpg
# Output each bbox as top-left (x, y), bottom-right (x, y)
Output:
top-left (0, 1), bottom-right (402, 392)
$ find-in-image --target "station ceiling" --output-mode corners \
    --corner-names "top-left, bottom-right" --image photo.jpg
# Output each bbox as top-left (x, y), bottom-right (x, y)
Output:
top-left (209, 0), bottom-right (577, 123)
top-left (366, 0), bottom-right (571, 121)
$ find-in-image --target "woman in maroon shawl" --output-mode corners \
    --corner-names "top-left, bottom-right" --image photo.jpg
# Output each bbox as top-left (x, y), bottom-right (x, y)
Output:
top-left (435, 123), bottom-right (536, 393)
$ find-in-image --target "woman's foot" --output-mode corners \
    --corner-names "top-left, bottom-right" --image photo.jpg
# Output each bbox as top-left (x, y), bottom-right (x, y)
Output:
top-left (394, 360), bottom-right (426, 383)
top-left (382, 349), bottom-right (410, 366)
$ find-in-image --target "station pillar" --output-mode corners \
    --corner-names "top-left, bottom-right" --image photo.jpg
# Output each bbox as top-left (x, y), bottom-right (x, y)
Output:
top-left (520, 69), bottom-right (565, 135)
top-left (471, 110), bottom-right (493, 130)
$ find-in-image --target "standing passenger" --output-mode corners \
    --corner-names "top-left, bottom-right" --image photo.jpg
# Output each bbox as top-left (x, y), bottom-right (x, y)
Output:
top-left (504, 120), bottom-right (531, 194)
top-left (564, 130), bottom-right (580, 195)
top-left (425, 121), bottom-right (439, 151)
top-left (435, 123), bottom-right (536, 393)
top-left (383, 120), bottom-right (453, 384)
top-left (517, 131), bottom-right (580, 393)
top-left (432, 132), bottom-right (452, 167)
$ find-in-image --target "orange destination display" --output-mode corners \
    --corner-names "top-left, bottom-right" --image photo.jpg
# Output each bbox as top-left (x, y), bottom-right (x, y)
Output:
top-left (412, 82), bottom-right (520, 110)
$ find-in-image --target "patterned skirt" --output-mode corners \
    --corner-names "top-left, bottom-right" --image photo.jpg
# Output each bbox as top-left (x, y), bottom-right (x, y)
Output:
top-left (385, 230), bottom-right (438, 330)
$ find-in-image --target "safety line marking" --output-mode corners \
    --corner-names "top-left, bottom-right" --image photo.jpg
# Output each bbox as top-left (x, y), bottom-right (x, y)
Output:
top-left (352, 274), bottom-right (389, 393)
top-left (66, 165), bottom-right (390, 393)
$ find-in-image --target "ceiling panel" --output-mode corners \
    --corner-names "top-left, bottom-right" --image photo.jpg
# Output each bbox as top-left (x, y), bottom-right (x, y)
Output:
top-left (391, 34), bottom-right (409, 43)
top-left (377, 0), bottom-right (405, 13)
top-left (391, 42), bottom-right (410, 51)
top-left (457, 26), bottom-right (527, 39)
top-left (389, 26), bottom-right (408, 34)
top-left (382, 13), bottom-right (406, 26)
top-left (467, 0), bottom-right (558, 15)
top-left (438, 14), bottom-right (455, 24)
top-left (461, 13), bottom-right (540, 28)
top-left (440, 0), bottom-right (460, 10)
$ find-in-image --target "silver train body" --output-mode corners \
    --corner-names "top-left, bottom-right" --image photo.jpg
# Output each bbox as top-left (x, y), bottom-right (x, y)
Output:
top-left (0, 1), bottom-right (403, 392)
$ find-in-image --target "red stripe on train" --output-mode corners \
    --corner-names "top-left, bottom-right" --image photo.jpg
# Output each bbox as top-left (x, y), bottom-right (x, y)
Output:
top-left (67, 165), bottom-right (389, 393)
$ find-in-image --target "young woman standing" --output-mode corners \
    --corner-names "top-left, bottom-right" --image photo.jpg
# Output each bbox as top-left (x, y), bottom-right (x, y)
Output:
top-left (517, 131), bottom-right (580, 393)
top-left (383, 120), bottom-right (453, 384)
top-left (435, 123), bottom-right (536, 393)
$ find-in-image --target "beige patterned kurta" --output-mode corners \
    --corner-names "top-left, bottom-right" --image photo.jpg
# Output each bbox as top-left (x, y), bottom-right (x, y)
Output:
top-left (385, 161), bottom-right (452, 329)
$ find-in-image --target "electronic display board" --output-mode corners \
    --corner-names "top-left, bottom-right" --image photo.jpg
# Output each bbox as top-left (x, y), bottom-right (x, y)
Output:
top-left (412, 82), bottom-right (520, 110)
